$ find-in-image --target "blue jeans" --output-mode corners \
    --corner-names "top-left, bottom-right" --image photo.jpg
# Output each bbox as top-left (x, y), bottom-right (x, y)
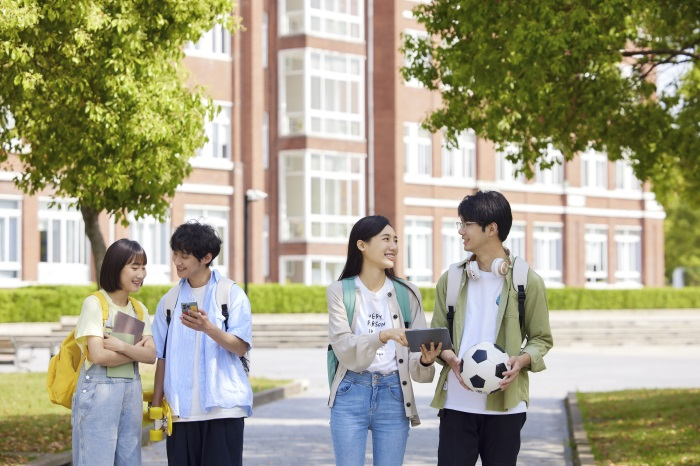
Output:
top-left (330, 370), bottom-right (410, 466)
top-left (72, 363), bottom-right (143, 466)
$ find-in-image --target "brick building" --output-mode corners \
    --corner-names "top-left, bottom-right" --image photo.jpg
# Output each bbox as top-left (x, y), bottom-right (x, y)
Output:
top-left (0, 0), bottom-right (665, 288)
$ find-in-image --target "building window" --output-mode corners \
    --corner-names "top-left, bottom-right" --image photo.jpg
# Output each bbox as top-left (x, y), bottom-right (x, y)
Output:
top-left (496, 150), bottom-right (525, 183)
top-left (533, 224), bottom-right (563, 285)
top-left (185, 24), bottom-right (231, 57)
top-left (262, 112), bottom-right (270, 170)
top-left (39, 200), bottom-right (88, 265)
top-left (0, 199), bottom-right (21, 280)
top-left (534, 146), bottom-right (564, 186)
top-left (615, 159), bottom-right (642, 191)
top-left (130, 215), bottom-right (171, 284)
top-left (442, 130), bottom-right (476, 181)
top-left (198, 103), bottom-right (232, 160)
top-left (585, 226), bottom-right (608, 283)
top-left (405, 218), bottom-right (433, 284)
top-left (441, 218), bottom-right (468, 273)
top-left (582, 149), bottom-right (608, 189)
top-left (280, 150), bottom-right (365, 241)
top-left (280, 0), bottom-right (363, 41)
top-left (615, 227), bottom-right (641, 285)
top-left (279, 49), bottom-right (365, 139)
top-left (404, 122), bottom-right (432, 177)
top-left (184, 207), bottom-right (230, 276)
top-left (280, 256), bottom-right (345, 285)
top-left (403, 29), bottom-right (429, 88)
top-left (262, 12), bottom-right (269, 69)
top-left (504, 223), bottom-right (526, 260)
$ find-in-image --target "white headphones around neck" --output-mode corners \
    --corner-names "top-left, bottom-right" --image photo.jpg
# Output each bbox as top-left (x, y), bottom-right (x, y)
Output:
top-left (465, 249), bottom-right (511, 280)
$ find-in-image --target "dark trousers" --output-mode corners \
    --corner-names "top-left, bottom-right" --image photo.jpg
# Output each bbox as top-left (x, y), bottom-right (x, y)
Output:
top-left (166, 417), bottom-right (244, 466)
top-left (437, 409), bottom-right (527, 466)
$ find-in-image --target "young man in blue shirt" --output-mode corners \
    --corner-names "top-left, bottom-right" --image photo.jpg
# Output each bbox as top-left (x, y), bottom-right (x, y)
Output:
top-left (152, 221), bottom-right (253, 466)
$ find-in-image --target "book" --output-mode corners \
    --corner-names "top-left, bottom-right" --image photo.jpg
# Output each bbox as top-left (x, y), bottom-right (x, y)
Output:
top-left (106, 332), bottom-right (135, 378)
top-left (113, 310), bottom-right (145, 344)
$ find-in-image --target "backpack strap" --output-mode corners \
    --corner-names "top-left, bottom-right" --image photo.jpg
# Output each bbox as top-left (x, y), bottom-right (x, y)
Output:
top-left (216, 276), bottom-right (236, 332)
top-left (90, 291), bottom-right (110, 323)
top-left (391, 278), bottom-right (413, 328)
top-left (512, 257), bottom-right (530, 341)
top-left (341, 278), bottom-right (356, 327)
top-left (445, 263), bottom-right (464, 342)
top-left (161, 284), bottom-right (181, 359)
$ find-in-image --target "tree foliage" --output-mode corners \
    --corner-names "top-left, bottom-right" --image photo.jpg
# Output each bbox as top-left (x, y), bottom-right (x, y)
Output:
top-left (0, 0), bottom-right (239, 276)
top-left (402, 0), bottom-right (700, 207)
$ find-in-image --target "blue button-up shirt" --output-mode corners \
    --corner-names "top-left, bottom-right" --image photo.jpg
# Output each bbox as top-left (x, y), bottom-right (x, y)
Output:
top-left (152, 269), bottom-right (253, 418)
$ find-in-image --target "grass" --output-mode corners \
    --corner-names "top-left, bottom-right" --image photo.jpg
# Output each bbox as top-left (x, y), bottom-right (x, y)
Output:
top-left (0, 369), bottom-right (291, 465)
top-left (578, 388), bottom-right (700, 465)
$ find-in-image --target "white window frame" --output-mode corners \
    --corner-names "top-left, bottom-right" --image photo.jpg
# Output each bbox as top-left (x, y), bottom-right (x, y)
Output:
top-left (279, 48), bottom-right (365, 140)
top-left (262, 12), bottom-right (269, 69)
top-left (614, 226), bottom-right (642, 286)
top-left (504, 222), bottom-right (526, 260)
top-left (184, 205), bottom-right (230, 277)
top-left (615, 159), bottom-right (642, 191)
top-left (279, 0), bottom-right (364, 42)
top-left (129, 215), bottom-right (172, 285)
top-left (534, 145), bottom-right (564, 186)
top-left (279, 255), bottom-right (346, 285)
top-left (262, 112), bottom-right (270, 170)
top-left (403, 29), bottom-right (429, 88)
top-left (495, 149), bottom-right (526, 183)
top-left (279, 149), bottom-right (366, 242)
top-left (263, 214), bottom-right (270, 278)
top-left (584, 225), bottom-right (608, 285)
top-left (441, 218), bottom-right (468, 273)
top-left (533, 223), bottom-right (563, 286)
top-left (0, 197), bottom-right (22, 282)
top-left (582, 149), bottom-right (608, 190)
top-left (185, 24), bottom-right (231, 59)
top-left (193, 102), bottom-right (233, 170)
top-left (442, 130), bottom-right (476, 181)
top-left (404, 217), bottom-right (433, 284)
top-left (404, 122), bottom-right (433, 178)
top-left (37, 198), bottom-right (90, 284)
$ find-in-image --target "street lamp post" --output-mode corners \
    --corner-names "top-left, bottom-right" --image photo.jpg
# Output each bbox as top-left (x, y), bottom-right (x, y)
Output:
top-left (244, 189), bottom-right (268, 295)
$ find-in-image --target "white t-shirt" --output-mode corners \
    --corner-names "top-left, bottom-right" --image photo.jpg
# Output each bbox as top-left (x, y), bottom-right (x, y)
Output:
top-left (176, 285), bottom-right (246, 422)
top-left (353, 277), bottom-right (398, 374)
top-left (444, 270), bottom-right (526, 415)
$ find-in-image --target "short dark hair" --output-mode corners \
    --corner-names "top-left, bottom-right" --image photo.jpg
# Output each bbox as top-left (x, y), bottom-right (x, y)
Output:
top-left (338, 215), bottom-right (398, 281)
top-left (100, 239), bottom-right (147, 292)
top-left (170, 220), bottom-right (222, 267)
top-left (457, 190), bottom-right (513, 242)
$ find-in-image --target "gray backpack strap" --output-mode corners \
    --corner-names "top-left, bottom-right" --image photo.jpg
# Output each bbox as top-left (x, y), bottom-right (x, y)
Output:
top-left (445, 263), bottom-right (464, 342)
top-left (512, 257), bottom-right (530, 341)
top-left (216, 276), bottom-right (251, 375)
top-left (161, 284), bottom-right (181, 359)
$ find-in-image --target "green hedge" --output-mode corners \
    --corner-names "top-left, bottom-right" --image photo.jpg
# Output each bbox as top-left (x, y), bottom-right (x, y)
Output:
top-left (2, 284), bottom-right (700, 323)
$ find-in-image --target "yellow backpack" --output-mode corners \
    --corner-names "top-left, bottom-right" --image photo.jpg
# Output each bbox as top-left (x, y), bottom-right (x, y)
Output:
top-left (46, 291), bottom-right (145, 409)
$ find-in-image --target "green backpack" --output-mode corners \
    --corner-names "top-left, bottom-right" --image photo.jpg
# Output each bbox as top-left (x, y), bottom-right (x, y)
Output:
top-left (326, 277), bottom-right (412, 389)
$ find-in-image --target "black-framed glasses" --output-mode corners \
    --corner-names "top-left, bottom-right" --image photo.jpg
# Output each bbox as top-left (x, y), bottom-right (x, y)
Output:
top-left (456, 221), bottom-right (479, 230)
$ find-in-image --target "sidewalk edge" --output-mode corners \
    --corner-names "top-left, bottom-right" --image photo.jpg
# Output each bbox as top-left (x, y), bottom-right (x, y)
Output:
top-left (565, 392), bottom-right (595, 466)
top-left (27, 380), bottom-right (309, 466)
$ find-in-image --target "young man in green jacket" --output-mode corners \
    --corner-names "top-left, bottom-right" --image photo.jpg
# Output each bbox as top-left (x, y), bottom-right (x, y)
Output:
top-left (432, 190), bottom-right (553, 465)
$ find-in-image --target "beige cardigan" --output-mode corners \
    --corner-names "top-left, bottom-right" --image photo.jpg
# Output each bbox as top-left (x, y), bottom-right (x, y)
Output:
top-left (326, 279), bottom-right (435, 427)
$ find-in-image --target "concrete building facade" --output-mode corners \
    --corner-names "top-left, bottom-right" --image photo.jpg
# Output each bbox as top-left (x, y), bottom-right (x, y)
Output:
top-left (0, 0), bottom-right (665, 289)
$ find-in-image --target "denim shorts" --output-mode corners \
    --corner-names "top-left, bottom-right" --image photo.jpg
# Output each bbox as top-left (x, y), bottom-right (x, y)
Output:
top-left (330, 370), bottom-right (409, 466)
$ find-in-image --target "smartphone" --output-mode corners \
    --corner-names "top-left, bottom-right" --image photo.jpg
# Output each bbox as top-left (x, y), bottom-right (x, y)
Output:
top-left (181, 301), bottom-right (199, 317)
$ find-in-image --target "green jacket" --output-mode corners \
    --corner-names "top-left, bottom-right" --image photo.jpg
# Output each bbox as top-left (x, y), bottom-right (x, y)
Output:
top-left (430, 258), bottom-right (553, 412)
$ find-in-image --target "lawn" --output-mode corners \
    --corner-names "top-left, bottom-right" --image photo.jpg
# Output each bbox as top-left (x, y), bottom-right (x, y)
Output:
top-left (0, 368), bottom-right (290, 465)
top-left (578, 388), bottom-right (700, 465)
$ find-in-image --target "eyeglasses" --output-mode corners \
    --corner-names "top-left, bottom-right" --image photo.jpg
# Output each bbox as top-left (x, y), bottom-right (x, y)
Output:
top-left (456, 221), bottom-right (479, 230)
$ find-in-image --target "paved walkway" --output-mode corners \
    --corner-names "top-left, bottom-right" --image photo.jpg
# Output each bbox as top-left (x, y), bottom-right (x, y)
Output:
top-left (142, 340), bottom-right (700, 465)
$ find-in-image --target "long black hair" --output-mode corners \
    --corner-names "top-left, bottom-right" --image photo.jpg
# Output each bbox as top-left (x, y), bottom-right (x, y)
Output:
top-left (338, 215), bottom-right (398, 281)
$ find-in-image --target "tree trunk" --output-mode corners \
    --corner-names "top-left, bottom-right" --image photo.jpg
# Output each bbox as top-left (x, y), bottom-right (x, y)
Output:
top-left (81, 206), bottom-right (106, 288)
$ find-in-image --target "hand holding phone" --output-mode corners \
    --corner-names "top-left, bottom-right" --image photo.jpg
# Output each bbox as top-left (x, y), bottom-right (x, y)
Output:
top-left (181, 302), bottom-right (199, 317)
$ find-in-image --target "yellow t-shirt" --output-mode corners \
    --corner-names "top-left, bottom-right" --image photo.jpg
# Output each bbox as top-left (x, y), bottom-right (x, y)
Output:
top-left (74, 289), bottom-right (153, 370)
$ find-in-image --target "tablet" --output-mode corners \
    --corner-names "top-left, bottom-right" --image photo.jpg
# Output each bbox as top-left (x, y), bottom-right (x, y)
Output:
top-left (405, 328), bottom-right (453, 353)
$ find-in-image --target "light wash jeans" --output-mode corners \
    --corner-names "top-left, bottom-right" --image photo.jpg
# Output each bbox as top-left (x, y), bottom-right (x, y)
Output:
top-left (72, 363), bottom-right (143, 466)
top-left (330, 370), bottom-right (410, 466)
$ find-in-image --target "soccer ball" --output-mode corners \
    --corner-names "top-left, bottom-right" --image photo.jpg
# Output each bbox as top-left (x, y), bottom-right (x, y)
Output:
top-left (460, 342), bottom-right (511, 394)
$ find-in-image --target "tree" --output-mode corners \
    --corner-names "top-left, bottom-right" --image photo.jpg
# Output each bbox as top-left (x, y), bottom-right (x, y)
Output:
top-left (402, 0), bottom-right (700, 207)
top-left (0, 0), bottom-right (239, 278)
top-left (663, 197), bottom-right (700, 285)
